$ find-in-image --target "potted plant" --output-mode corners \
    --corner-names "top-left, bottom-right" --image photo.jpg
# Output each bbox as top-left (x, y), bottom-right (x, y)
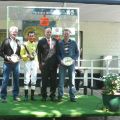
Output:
top-left (102, 73), bottom-right (120, 112)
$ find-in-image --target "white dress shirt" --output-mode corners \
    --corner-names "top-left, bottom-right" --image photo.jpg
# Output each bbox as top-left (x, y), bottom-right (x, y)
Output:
top-left (10, 38), bottom-right (17, 54)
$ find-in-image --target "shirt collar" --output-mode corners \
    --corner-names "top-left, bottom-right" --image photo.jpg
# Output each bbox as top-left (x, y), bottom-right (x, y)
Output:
top-left (63, 39), bottom-right (71, 43)
top-left (46, 38), bottom-right (52, 41)
top-left (10, 37), bottom-right (16, 41)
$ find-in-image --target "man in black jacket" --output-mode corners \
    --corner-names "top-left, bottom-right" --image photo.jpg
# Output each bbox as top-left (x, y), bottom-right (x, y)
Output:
top-left (37, 27), bottom-right (58, 101)
top-left (0, 26), bottom-right (21, 102)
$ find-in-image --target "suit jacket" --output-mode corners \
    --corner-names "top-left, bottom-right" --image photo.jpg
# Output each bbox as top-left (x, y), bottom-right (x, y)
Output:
top-left (37, 37), bottom-right (59, 68)
top-left (0, 37), bottom-right (21, 62)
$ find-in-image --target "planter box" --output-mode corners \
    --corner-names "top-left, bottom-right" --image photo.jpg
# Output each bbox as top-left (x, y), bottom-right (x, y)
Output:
top-left (102, 94), bottom-right (120, 112)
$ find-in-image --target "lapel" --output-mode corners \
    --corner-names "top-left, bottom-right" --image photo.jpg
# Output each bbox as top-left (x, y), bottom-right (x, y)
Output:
top-left (44, 38), bottom-right (50, 48)
top-left (8, 37), bottom-right (14, 53)
top-left (15, 42), bottom-right (19, 54)
top-left (8, 37), bottom-right (19, 54)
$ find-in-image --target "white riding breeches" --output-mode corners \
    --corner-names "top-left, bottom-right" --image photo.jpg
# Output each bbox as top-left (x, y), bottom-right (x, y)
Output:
top-left (24, 60), bottom-right (38, 88)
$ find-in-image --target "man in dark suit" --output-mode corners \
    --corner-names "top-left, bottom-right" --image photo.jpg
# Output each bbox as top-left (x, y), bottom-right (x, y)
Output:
top-left (37, 28), bottom-right (58, 101)
top-left (0, 26), bottom-right (21, 102)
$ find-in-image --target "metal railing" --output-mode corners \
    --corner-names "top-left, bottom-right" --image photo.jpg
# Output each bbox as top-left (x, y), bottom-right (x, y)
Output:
top-left (0, 57), bottom-right (120, 96)
top-left (78, 57), bottom-right (120, 95)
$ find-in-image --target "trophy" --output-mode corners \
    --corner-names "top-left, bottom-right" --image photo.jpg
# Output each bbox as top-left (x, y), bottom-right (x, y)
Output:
top-left (10, 54), bottom-right (20, 63)
top-left (62, 57), bottom-right (74, 66)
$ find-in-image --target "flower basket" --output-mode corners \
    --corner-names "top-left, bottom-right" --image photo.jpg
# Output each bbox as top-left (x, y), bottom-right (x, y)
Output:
top-left (102, 94), bottom-right (120, 112)
top-left (102, 73), bottom-right (120, 112)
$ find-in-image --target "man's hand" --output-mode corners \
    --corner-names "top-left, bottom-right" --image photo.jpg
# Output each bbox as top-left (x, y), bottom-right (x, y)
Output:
top-left (72, 59), bottom-right (75, 64)
top-left (27, 54), bottom-right (34, 60)
top-left (6, 56), bottom-right (11, 61)
top-left (5, 56), bottom-right (12, 62)
top-left (39, 63), bottom-right (45, 71)
top-left (61, 60), bottom-right (64, 65)
top-left (39, 64), bottom-right (42, 71)
top-left (61, 59), bottom-right (75, 66)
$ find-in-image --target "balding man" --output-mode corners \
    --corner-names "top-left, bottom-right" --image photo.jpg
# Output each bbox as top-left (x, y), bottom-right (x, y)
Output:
top-left (37, 28), bottom-right (59, 101)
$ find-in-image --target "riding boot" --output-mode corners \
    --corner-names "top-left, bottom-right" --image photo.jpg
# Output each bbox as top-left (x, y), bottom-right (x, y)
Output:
top-left (31, 89), bottom-right (35, 101)
top-left (24, 90), bottom-right (28, 101)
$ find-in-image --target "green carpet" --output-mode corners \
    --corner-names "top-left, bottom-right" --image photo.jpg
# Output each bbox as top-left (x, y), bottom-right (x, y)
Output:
top-left (0, 95), bottom-right (119, 118)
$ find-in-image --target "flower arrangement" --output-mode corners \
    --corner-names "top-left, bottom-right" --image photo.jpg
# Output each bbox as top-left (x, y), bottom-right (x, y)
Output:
top-left (102, 73), bottom-right (120, 95)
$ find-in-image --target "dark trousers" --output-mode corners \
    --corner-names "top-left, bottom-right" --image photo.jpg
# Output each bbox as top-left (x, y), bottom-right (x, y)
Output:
top-left (41, 65), bottom-right (57, 98)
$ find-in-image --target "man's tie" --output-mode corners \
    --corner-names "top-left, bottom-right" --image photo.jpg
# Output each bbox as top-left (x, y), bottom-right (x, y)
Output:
top-left (48, 39), bottom-right (50, 46)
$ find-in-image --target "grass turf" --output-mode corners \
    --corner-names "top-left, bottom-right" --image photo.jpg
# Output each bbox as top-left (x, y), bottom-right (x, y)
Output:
top-left (0, 95), bottom-right (120, 118)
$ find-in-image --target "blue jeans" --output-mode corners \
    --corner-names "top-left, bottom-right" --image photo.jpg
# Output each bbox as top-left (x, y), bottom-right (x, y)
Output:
top-left (58, 64), bottom-right (76, 99)
top-left (1, 62), bottom-right (20, 99)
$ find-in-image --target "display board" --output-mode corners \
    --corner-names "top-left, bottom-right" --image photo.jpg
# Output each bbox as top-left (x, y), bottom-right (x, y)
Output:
top-left (7, 6), bottom-right (80, 66)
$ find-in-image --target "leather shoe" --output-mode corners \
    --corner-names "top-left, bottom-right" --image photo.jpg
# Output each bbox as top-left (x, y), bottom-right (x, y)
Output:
top-left (70, 98), bottom-right (76, 102)
top-left (1, 98), bottom-right (7, 103)
top-left (24, 96), bottom-right (28, 101)
top-left (41, 97), bottom-right (47, 101)
top-left (31, 96), bottom-right (36, 101)
top-left (50, 97), bottom-right (57, 102)
top-left (14, 97), bottom-right (21, 102)
top-left (57, 96), bottom-right (63, 102)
